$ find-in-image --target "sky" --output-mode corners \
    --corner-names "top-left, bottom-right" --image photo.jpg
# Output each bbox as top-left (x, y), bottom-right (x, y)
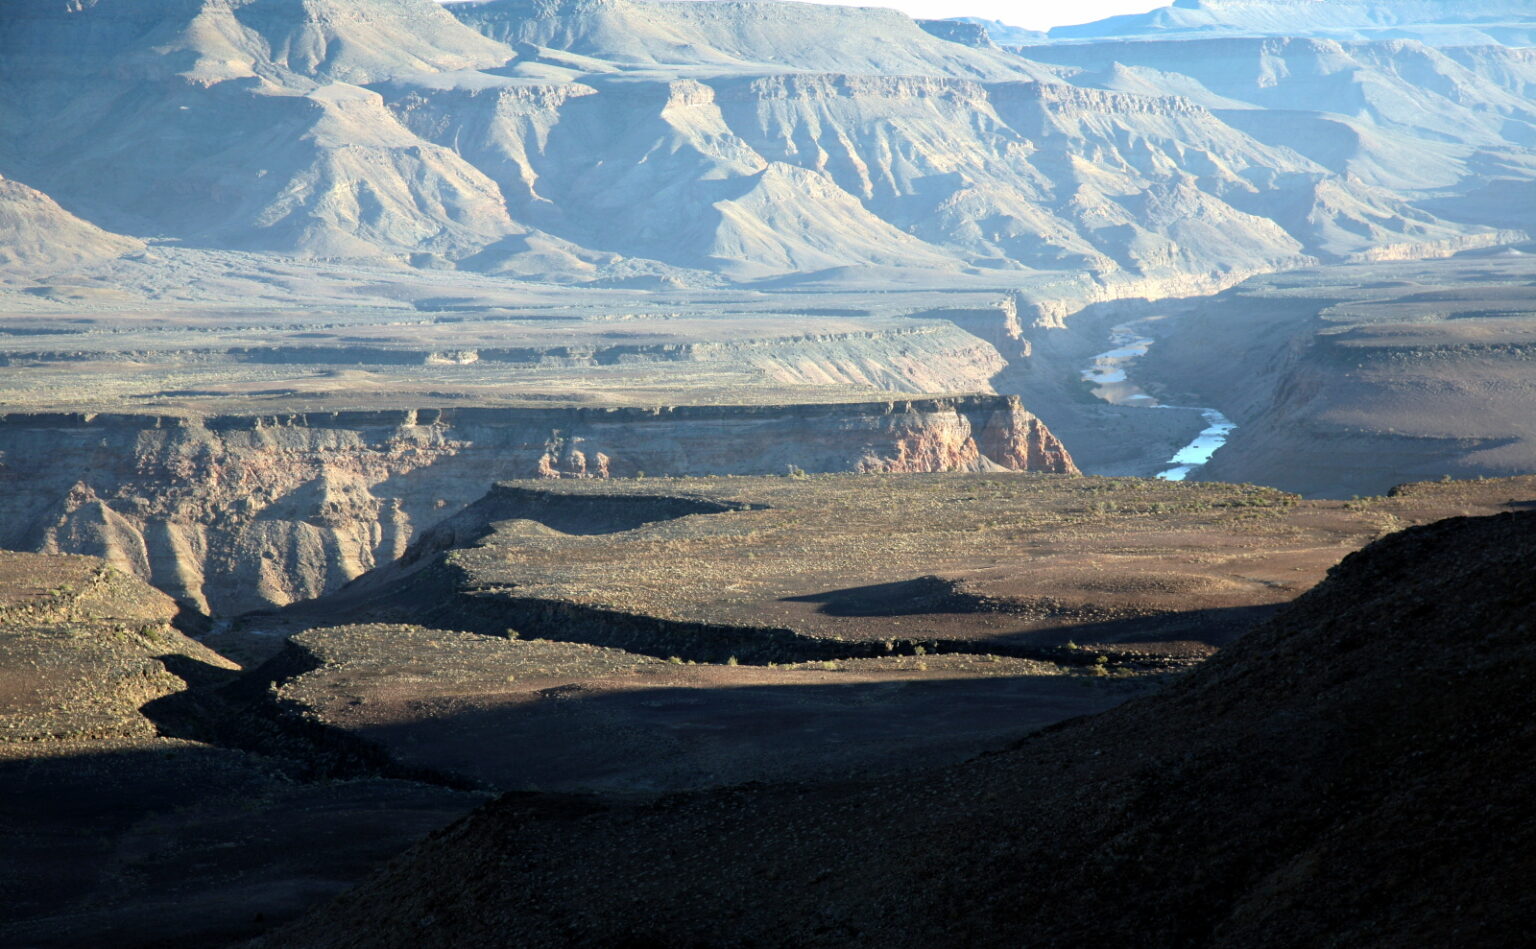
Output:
top-left (669, 1), bottom-right (1167, 32)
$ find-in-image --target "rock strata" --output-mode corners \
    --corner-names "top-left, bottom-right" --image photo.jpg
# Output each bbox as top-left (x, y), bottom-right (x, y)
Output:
top-left (0, 396), bottom-right (1073, 614)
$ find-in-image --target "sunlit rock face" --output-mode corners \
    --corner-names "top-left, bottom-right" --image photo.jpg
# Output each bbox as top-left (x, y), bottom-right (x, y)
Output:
top-left (0, 397), bottom-right (1073, 615)
top-left (0, 0), bottom-right (1529, 607)
top-left (0, 175), bottom-right (144, 273)
top-left (0, 0), bottom-right (1524, 300)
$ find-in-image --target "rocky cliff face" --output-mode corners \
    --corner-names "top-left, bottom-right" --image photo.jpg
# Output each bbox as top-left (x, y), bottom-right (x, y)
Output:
top-left (447, 0), bottom-right (1036, 77)
top-left (2, 0), bottom-right (1521, 292)
top-left (1133, 255), bottom-right (1536, 497)
top-left (0, 397), bottom-right (1074, 615)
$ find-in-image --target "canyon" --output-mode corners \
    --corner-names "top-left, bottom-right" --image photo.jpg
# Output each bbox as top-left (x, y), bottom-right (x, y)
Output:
top-left (1137, 251), bottom-right (1536, 496)
top-left (2, 1), bottom-right (1534, 946)
top-left (1, 2), bottom-right (1529, 530)
top-left (0, 396), bottom-right (1071, 616)
top-left (0, 0), bottom-right (1528, 653)
top-left (0, 289), bottom-right (1075, 616)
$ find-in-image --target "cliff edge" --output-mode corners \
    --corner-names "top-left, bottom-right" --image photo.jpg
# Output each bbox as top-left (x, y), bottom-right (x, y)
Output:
top-left (0, 396), bottom-right (1074, 614)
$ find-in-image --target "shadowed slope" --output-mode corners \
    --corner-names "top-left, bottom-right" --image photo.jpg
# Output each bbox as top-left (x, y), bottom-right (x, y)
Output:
top-left (0, 550), bottom-right (485, 948)
top-left (264, 509), bottom-right (1536, 948)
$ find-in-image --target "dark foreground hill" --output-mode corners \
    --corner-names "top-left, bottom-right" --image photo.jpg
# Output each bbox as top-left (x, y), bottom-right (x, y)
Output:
top-left (263, 509), bottom-right (1536, 948)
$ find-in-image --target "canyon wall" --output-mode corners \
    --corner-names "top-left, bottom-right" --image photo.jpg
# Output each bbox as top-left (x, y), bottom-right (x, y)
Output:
top-left (0, 396), bottom-right (1074, 616)
top-left (1133, 257), bottom-right (1536, 497)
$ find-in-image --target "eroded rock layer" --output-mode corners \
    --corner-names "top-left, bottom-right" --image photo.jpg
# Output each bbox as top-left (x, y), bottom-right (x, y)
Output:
top-left (0, 396), bottom-right (1073, 615)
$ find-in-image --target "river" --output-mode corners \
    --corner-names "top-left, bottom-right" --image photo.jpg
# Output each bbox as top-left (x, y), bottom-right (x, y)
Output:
top-left (1080, 320), bottom-right (1236, 482)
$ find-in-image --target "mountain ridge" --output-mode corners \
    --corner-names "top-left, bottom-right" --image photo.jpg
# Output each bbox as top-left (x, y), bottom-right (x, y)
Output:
top-left (0, 0), bottom-right (1527, 299)
top-left (1050, 0), bottom-right (1536, 46)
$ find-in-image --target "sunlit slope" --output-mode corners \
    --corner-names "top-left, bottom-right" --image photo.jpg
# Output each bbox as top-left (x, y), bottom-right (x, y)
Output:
top-left (388, 68), bottom-right (1490, 281)
top-left (1, 0), bottom-right (510, 86)
top-left (0, 175), bottom-right (144, 273)
top-left (0, 0), bottom-right (524, 258)
top-left (1026, 38), bottom-right (1536, 196)
top-left (448, 0), bottom-right (1048, 78)
top-left (0, 0), bottom-right (1524, 286)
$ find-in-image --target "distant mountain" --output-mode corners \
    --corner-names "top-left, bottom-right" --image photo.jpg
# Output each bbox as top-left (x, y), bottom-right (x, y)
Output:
top-left (916, 19), bottom-right (1000, 50)
top-left (0, 175), bottom-right (144, 273)
top-left (4, 0), bottom-right (511, 87)
top-left (1049, 0), bottom-right (1536, 46)
top-left (448, 0), bottom-right (1041, 77)
top-left (1022, 37), bottom-right (1536, 201)
top-left (0, 0), bottom-right (523, 258)
top-left (0, 0), bottom-right (1527, 293)
top-left (944, 16), bottom-right (1049, 47)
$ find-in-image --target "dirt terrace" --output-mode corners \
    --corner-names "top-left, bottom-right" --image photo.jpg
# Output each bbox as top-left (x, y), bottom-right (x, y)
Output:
top-left (338, 472), bottom-right (1536, 659)
top-left (276, 624), bottom-right (1146, 795)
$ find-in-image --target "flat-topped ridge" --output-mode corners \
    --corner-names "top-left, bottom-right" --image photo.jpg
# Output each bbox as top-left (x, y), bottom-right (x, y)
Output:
top-left (0, 392), bottom-right (1049, 430)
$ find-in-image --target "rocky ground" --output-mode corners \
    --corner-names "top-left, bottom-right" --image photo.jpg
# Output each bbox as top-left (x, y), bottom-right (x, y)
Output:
top-left (0, 552), bottom-right (231, 743)
top-left (272, 624), bottom-right (1142, 795)
top-left (0, 555), bottom-right (485, 949)
top-left (258, 506), bottom-right (1536, 949)
top-left (4, 474), bottom-right (1533, 946)
top-left (302, 472), bottom-right (1536, 661)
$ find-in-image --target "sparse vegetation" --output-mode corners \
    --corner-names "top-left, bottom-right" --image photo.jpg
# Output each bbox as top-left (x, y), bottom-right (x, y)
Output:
top-left (3, 2), bottom-right (1534, 945)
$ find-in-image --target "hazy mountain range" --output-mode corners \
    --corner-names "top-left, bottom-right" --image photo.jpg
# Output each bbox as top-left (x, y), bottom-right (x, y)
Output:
top-left (1042, 0), bottom-right (1536, 46)
top-left (0, 0), bottom-right (1531, 294)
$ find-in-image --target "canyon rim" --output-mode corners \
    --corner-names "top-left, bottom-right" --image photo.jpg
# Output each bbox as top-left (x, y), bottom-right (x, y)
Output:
top-left (2, 1), bottom-right (1534, 946)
